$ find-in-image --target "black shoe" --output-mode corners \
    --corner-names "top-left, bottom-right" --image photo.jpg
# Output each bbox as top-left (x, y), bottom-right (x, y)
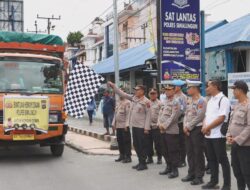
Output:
top-left (132, 163), bottom-right (139, 169)
top-left (181, 175), bottom-right (195, 182)
top-left (115, 156), bottom-right (124, 162)
top-left (136, 164), bottom-right (148, 171)
top-left (146, 157), bottom-right (153, 164)
top-left (221, 186), bottom-right (231, 190)
top-left (159, 167), bottom-right (171, 175)
top-left (122, 157), bottom-right (132, 163)
top-left (157, 158), bottom-right (162, 165)
top-left (168, 168), bottom-right (179, 179)
top-left (178, 162), bottom-right (186, 168)
top-left (202, 182), bottom-right (219, 189)
top-left (191, 178), bottom-right (204, 185)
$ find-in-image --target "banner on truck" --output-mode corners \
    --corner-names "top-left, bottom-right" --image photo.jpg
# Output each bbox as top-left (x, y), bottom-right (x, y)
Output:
top-left (3, 96), bottom-right (49, 133)
top-left (160, 0), bottom-right (201, 83)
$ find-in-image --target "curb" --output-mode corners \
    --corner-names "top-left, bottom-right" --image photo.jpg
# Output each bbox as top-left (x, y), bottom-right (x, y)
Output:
top-left (65, 140), bottom-right (119, 156)
top-left (68, 126), bottom-right (116, 143)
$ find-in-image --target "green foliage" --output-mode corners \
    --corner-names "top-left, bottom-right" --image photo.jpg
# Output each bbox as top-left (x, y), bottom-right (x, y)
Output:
top-left (67, 31), bottom-right (83, 47)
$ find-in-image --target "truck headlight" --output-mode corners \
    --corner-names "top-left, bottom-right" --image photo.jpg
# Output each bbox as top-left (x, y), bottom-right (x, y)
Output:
top-left (49, 114), bottom-right (59, 123)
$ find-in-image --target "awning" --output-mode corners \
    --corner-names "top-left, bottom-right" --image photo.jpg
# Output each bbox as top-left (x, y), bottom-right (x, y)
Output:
top-left (92, 42), bottom-right (155, 74)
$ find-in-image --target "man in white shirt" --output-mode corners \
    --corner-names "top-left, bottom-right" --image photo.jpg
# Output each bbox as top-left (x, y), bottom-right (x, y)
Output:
top-left (201, 80), bottom-right (231, 190)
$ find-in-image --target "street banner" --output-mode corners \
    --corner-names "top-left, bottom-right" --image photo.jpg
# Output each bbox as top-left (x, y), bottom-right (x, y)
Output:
top-left (3, 96), bottom-right (49, 133)
top-left (228, 72), bottom-right (250, 101)
top-left (160, 0), bottom-right (201, 83)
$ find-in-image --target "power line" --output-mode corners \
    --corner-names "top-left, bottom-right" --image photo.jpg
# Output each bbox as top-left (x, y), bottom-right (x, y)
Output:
top-left (37, 14), bottom-right (61, 34)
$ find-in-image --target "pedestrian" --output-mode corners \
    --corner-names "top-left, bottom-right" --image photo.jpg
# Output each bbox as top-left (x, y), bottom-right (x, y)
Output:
top-left (227, 80), bottom-right (250, 190)
top-left (108, 82), bottom-right (151, 171)
top-left (202, 80), bottom-right (231, 190)
top-left (145, 88), bottom-right (163, 165)
top-left (102, 89), bottom-right (115, 135)
top-left (112, 88), bottom-right (132, 163)
top-left (158, 84), bottom-right (181, 179)
top-left (181, 80), bottom-right (206, 185)
top-left (86, 98), bottom-right (96, 126)
top-left (172, 79), bottom-right (187, 168)
top-left (160, 87), bottom-right (167, 104)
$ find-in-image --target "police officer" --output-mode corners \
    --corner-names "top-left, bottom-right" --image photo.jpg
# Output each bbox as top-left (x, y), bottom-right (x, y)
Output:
top-left (181, 80), bottom-right (207, 185)
top-left (227, 80), bottom-right (250, 190)
top-left (108, 82), bottom-right (151, 171)
top-left (172, 79), bottom-right (188, 168)
top-left (158, 84), bottom-right (181, 178)
top-left (112, 88), bottom-right (132, 163)
top-left (145, 88), bottom-right (163, 164)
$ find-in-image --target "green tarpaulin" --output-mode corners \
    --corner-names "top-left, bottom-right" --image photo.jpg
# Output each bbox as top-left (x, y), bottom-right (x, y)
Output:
top-left (0, 31), bottom-right (63, 45)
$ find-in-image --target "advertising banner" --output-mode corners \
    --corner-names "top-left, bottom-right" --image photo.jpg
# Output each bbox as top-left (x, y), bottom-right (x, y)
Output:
top-left (3, 96), bottom-right (49, 133)
top-left (160, 0), bottom-right (201, 83)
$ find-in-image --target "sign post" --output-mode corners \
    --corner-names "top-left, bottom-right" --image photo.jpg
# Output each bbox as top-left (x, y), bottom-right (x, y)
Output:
top-left (159, 0), bottom-right (201, 84)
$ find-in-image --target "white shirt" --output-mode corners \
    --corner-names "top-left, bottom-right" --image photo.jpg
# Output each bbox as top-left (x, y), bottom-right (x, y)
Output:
top-left (205, 92), bottom-right (230, 139)
top-left (160, 93), bottom-right (167, 104)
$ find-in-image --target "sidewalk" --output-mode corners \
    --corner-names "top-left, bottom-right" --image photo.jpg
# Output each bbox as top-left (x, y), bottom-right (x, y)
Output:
top-left (66, 116), bottom-right (116, 143)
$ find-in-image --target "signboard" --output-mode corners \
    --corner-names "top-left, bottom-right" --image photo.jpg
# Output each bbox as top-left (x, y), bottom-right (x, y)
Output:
top-left (160, 0), bottom-right (201, 83)
top-left (228, 72), bottom-right (250, 101)
top-left (3, 96), bottom-right (49, 134)
top-left (206, 50), bottom-right (227, 81)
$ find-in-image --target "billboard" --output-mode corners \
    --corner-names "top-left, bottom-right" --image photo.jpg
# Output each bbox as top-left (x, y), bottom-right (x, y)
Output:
top-left (3, 96), bottom-right (49, 134)
top-left (160, 0), bottom-right (201, 83)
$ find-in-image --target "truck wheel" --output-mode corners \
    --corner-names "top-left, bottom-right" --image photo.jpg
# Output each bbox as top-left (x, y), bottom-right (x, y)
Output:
top-left (50, 144), bottom-right (64, 157)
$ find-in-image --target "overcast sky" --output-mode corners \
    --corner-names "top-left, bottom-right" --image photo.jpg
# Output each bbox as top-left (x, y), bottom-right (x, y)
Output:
top-left (24, 0), bottom-right (250, 41)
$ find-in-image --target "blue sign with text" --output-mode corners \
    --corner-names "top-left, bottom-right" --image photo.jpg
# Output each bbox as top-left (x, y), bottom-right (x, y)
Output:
top-left (160, 0), bottom-right (201, 83)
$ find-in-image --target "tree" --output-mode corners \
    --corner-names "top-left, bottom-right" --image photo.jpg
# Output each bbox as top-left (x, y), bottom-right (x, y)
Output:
top-left (67, 31), bottom-right (84, 47)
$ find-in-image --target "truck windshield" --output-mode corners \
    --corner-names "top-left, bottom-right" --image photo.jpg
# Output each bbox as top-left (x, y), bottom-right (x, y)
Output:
top-left (0, 58), bottom-right (63, 94)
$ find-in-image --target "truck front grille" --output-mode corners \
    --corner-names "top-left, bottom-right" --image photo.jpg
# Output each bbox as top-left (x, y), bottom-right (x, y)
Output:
top-left (0, 110), bottom-right (3, 124)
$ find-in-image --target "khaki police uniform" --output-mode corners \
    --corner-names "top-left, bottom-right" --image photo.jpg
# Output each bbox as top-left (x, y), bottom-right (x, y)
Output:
top-left (158, 94), bottom-right (181, 173)
top-left (227, 99), bottom-right (250, 189)
top-left (112, 99), bottom-right (132, 159)
top-left (113, 86), bottom-right (151, 166)
top-left (175, 91), bottom-right (188, 165)
top-left (184, 95), bottom-right (207, 179)
top-left (146, 99), bottom-right (163, 161)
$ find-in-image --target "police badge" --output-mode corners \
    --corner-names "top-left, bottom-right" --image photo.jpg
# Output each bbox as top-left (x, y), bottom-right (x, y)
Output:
top-left (172, 0), bottom-right (190, 9)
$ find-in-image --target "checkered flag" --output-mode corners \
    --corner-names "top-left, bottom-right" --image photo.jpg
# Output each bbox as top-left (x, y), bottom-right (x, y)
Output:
top-left (64, 63), bottom-right (104, 118)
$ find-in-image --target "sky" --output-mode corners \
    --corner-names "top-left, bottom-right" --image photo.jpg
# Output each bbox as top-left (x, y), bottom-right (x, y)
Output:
top-left (24, 0), bottom-right (250, 41)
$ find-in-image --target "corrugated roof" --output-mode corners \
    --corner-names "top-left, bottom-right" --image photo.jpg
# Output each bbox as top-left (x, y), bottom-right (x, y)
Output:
top-left (206, 14), bottom-right (250, 49)
top-left (92, 42), bottom-right (155, 74)
top-left (205, 20), bottom-right (228, 33)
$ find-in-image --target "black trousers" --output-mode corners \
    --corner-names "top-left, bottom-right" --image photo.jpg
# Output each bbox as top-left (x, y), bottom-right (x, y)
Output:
top-left (132, 127), bottom-right (147, 164)
top-left (116, 128), bottom-right (132, 158)
top-left (186, 126), bottom-right (205, 178)
top-left (179, 122), bottom-right (186, 163)
top-left (160, 133), bottom-right (168, 164)
top-left (87, 110), bottom-right (94, 124)
top-left (146, 128), bottom-right (162, 159)
top-left (162, 133), bottom-right (180, 168)
top-left (205, 138), bottom-right (231, 186)
top-left (231, 144), bottom-right (250, 190)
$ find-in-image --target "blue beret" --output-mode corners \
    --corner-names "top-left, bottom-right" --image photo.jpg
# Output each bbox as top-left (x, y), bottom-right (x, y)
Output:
top-left (172, 79), bottom-right (186, 87)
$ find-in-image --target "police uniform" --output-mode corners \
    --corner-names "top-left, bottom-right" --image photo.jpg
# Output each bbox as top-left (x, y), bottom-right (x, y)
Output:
top-left (158, 84), bottom-right (181, 178)
top-left (182, 80), bottom-right (207, 185)
top-left (173, 79), bottom-right (188, 167)
top-left (112, 98), bottom-right (132, 162)
top-left (146, 97), bottom-right (163, 164)
top-left (112, 85), bottom-right (151, 170)
top-left (227, 96), bottom-right (250, 189)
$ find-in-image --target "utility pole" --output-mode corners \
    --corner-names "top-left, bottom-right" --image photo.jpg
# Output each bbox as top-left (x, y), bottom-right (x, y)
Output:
top-left (113, 0), bottom-right (119, 89)
top-left (37, 14), bottom-right (61, 34)
top-left (27, 20), bottom-right (46, 34)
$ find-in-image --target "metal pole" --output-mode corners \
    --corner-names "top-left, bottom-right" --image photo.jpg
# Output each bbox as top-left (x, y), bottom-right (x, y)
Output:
top-left (200, 11), bottom-right (206, 96)
top-left (113, 0), bottom-right (119, 88)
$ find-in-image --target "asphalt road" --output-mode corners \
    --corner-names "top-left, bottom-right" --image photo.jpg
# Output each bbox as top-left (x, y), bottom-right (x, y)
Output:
top-left (0, 145), bottom-right (236, 190)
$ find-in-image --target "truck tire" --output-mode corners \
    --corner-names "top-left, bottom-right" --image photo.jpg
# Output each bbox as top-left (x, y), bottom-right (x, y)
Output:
top-left (50, 144), bottom-right (64, 157)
